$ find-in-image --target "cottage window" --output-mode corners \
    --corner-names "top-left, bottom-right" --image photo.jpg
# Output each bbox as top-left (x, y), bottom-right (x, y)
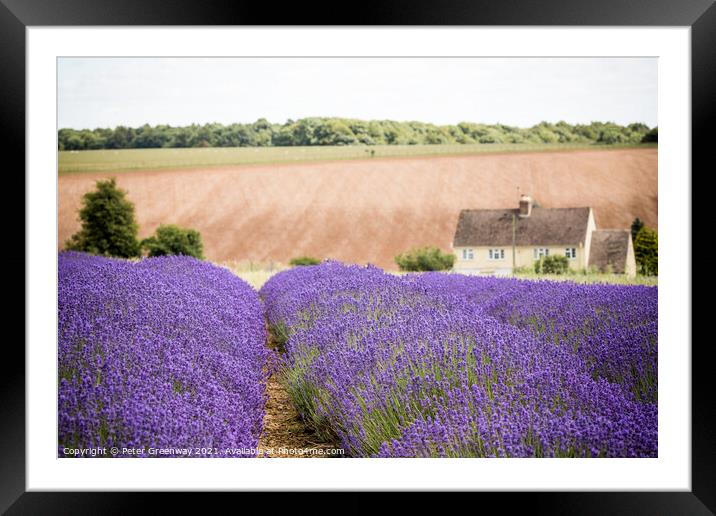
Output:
top-left (488, 249), bottom-right (505, 260)
top-left (533, 248), bottom-right (550, 259)
top-left (462, 248), bottom-right (474, 260)
top-left (565, 247), bottom-right (577, 259)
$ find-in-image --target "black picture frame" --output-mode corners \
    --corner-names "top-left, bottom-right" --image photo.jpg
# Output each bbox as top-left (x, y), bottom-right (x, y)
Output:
top-left (4, 0), bottom-right (710, 512)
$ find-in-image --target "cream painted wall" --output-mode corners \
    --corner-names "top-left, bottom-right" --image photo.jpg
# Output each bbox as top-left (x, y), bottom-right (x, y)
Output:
top-left (583, 208), bottom-right (597, 269)
top-left (454, 244), bottom-right (586, 273)
top-left (625, 235), bottom-right (637, 276)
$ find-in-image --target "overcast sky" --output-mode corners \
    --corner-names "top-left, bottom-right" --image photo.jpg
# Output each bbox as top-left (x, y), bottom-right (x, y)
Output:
top-left (58, 57), bottom-right (657, 129)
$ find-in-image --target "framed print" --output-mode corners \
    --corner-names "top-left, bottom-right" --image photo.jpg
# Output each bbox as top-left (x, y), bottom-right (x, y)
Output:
top-left (5, 0), bottom-right (711, 512)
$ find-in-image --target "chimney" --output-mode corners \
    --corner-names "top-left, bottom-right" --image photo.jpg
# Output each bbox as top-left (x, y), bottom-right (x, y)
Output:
top-left (519, 194), bottom-right (533, 217)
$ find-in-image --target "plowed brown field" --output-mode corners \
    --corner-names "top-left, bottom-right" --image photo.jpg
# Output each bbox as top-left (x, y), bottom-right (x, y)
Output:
top-left (58, 148), bottom-right (657, 269)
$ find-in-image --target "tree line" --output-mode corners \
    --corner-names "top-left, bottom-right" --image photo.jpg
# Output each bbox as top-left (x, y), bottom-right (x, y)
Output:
top-left (58, 118), bottom-right (658, 151)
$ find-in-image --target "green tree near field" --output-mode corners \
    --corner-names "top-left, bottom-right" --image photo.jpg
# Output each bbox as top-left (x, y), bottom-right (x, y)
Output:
top-left (641, 127), bottom-right (658, 143)
top-left (395, 246), bottom-right (455, 272)
top-left (141, 224), bottom-right (204, 259)
top-left (631, 218), bottom-right (645, 242)
top-left (106, 126), bottom-right (136, 149)
top-left (65, 178), bottom-right (142, 258)
top-left (634, 226), bottom-right (658, 276)
top-left (289, 256), bottom-right (321, 266)
top-left (598, 127), bottom-right (627, 144)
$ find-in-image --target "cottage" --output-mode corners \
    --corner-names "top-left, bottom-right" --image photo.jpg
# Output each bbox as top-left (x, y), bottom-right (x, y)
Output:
top-left (452, 195), bottom-right (636, 276)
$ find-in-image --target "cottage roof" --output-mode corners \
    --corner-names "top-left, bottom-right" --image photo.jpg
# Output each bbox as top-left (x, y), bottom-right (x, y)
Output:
top-left (588, 230), bottom-right (631, 273)
top-left (453, 207), bottom-right (591, 247)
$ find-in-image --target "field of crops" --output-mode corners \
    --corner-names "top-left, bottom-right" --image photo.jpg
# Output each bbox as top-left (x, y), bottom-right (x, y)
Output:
top-left (58, 142), bottom-right (655, 174)
top-left (261, 262), bottom-right (658, 457)
top-left (58, 252), bottom-right (270, 457)
top-left (58, 254), bottom-right (657, 458)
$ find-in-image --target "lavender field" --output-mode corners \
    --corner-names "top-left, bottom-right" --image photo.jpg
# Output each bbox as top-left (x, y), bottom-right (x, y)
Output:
top-left (58, 252), bottom-right (270, 457)
top-left (58, 254), bottom-right (657, 458)
top-left (261, 262), bottom-right (658, 457)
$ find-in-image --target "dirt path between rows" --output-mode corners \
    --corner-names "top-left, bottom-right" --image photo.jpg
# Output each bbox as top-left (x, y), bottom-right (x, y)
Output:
top-left (257, 335), bottom-right (339, 458)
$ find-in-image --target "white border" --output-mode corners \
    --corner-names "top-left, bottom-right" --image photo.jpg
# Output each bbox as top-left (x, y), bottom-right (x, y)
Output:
top-left (28, 27), bottom-right (690, 491)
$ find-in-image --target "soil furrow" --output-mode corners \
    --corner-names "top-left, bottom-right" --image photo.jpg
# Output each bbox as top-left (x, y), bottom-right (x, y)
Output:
top-left (257, 332), bottom-right (337, 458)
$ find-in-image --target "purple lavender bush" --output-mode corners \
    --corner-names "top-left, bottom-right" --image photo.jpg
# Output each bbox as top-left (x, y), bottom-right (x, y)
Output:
top-left (58, 251), bottom-right (270, 457)
top-left (407, 274), bottom-right (658, 403)
top-left (261, 262), bottom-right (657, 458)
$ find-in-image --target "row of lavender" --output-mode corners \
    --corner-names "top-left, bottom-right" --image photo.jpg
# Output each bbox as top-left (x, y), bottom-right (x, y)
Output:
top-left (406, 273), bottom-right (658, 404)
top-left (261, 262), bottom-right (657, 457)
top-left (58, 252), bottom-right (270, 457)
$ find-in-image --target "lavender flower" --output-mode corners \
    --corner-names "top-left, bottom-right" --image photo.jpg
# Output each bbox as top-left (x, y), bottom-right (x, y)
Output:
top-left (261, 262), bottom-right (657, 458)
top-left (58, 251), bottom-right (270, 457)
